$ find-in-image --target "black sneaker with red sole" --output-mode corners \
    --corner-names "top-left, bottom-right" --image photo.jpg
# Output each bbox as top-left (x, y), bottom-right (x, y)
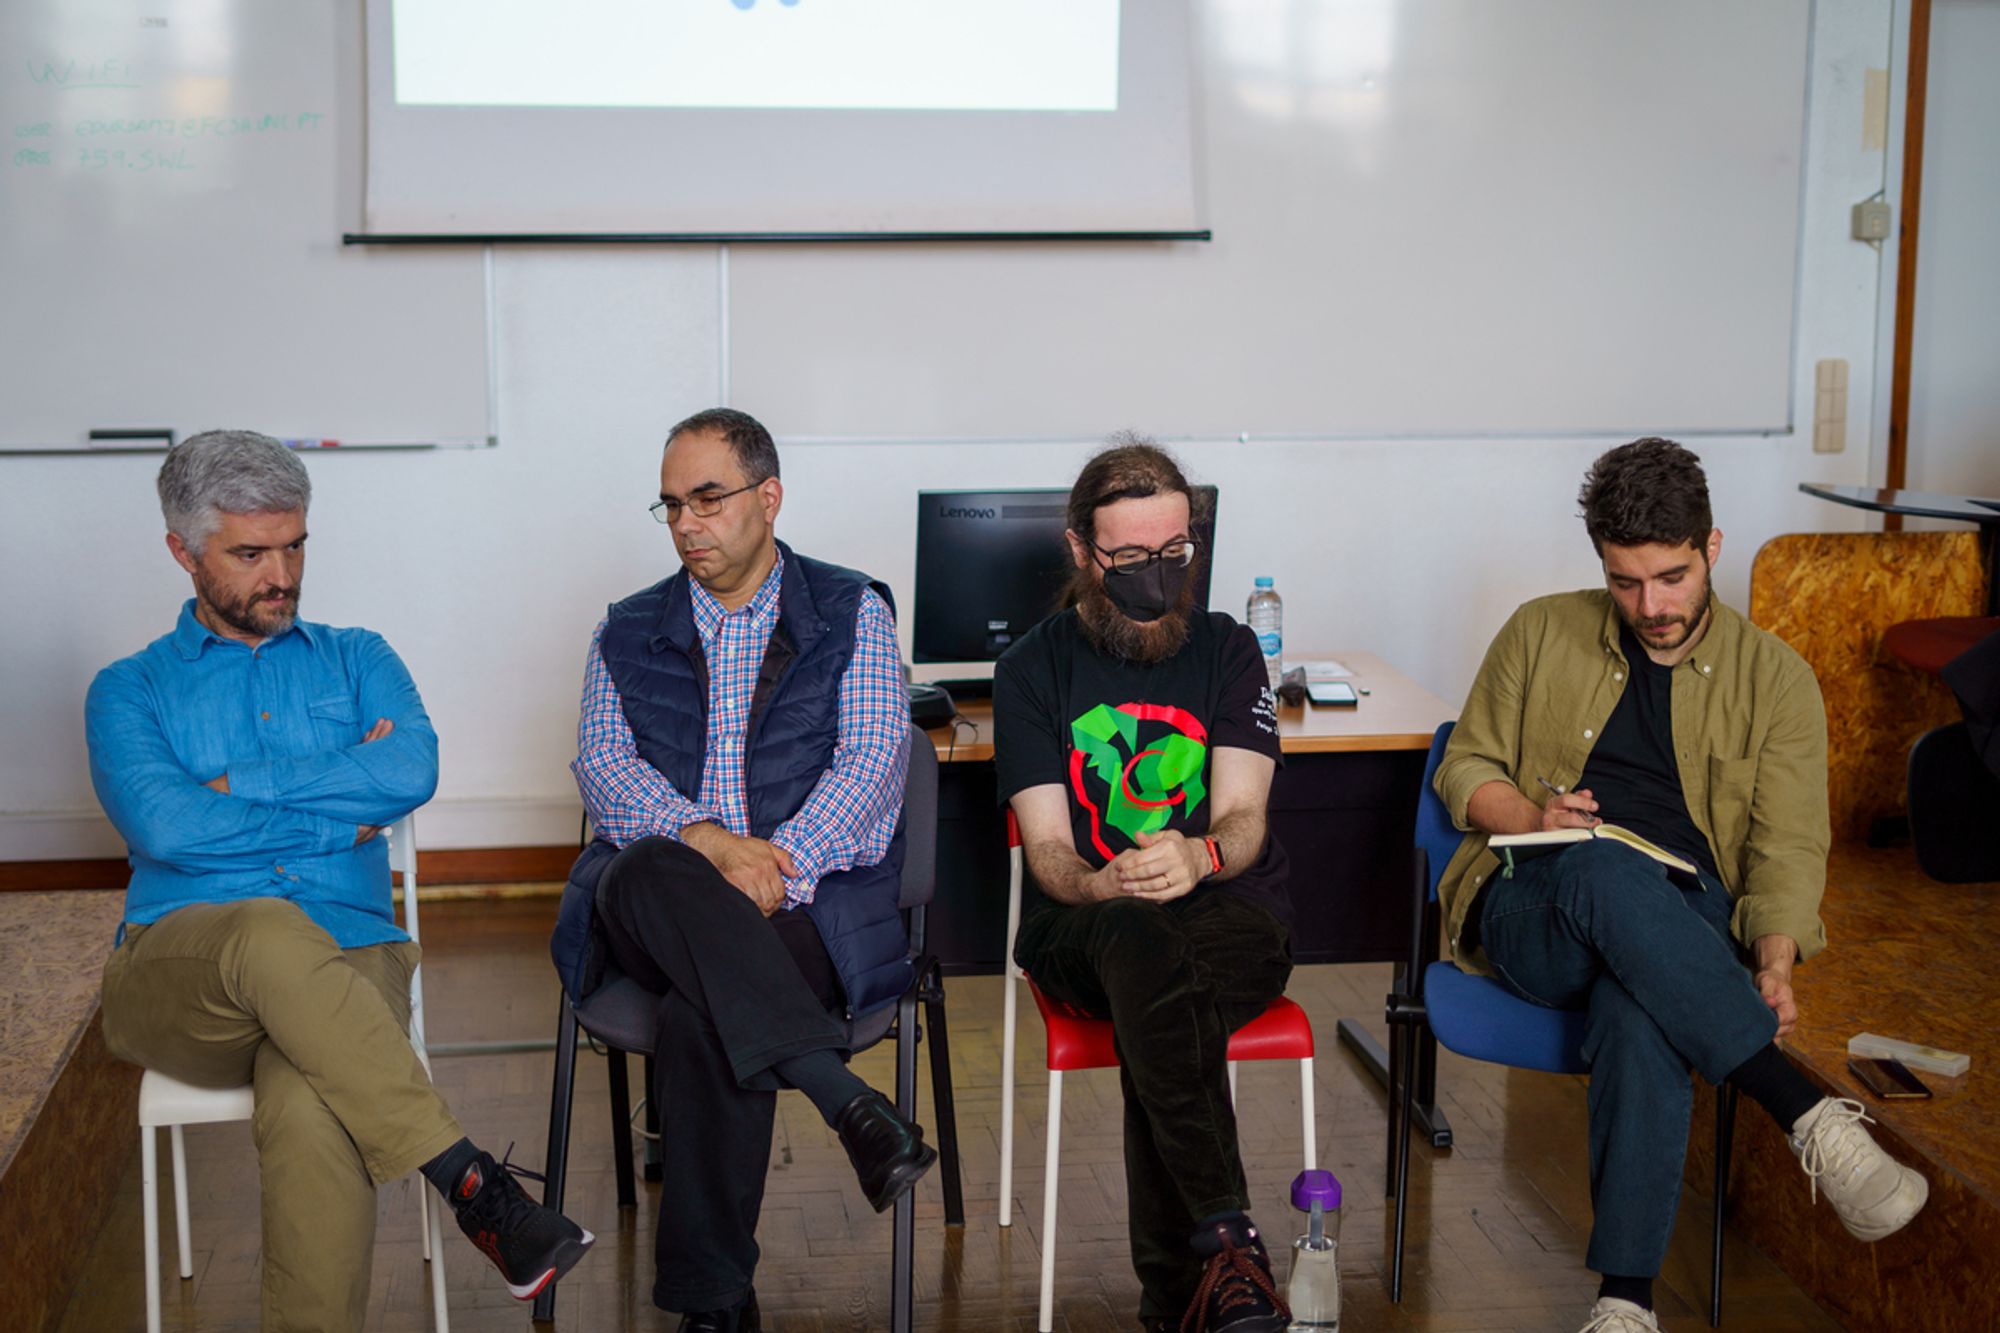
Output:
top-left (449, 1148), bottom-right (595, 1300)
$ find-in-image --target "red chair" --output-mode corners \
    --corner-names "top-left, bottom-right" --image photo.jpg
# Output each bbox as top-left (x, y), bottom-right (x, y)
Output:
top-left (996, 811), bottom-right (1316, 1332)
top-left (1882, 615), bottom-right (1999, 676)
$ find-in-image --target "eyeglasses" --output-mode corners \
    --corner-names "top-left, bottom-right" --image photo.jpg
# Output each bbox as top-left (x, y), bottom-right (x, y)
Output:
top-left (1091, 536), bottom-right (1199, 573)
top-left (650, 483), bottom-right (757, 524)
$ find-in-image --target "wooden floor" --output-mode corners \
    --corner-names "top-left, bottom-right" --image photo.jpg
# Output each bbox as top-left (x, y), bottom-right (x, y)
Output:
top-left (56, 896), bottom-right (1844, 1333)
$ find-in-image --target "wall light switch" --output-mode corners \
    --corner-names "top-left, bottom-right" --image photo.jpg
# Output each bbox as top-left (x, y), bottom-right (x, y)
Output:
top-left (1814, 358), bottom-right (1848, 454)
top-left (1852, 199), bottom-right (1893, 242)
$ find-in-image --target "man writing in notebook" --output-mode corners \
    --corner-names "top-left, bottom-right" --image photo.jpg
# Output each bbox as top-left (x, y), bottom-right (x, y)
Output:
top-left (561, 408), bottom-right (931, 1331)
top-left (1435, 438), bottom-right (1928, 1333)
top-left (995, 438), bottom-right (1293, 1333)
top-left (88, 431), bottom-right (592, 1331)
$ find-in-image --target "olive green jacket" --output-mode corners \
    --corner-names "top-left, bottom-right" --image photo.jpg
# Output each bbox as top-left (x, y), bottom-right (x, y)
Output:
top-left (1434, 590), bottom-right (1829, 975)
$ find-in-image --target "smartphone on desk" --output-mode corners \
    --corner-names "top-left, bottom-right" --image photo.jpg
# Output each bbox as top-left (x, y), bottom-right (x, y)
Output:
top-left (1306, 680), bottom-right (1359, 708)
top-left (1848, 1056), bottom-right (1931, 1100)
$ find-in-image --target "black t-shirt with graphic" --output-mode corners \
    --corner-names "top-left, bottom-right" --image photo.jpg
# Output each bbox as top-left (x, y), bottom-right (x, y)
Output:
top-left (992, 607), bottom-right (1291, 930)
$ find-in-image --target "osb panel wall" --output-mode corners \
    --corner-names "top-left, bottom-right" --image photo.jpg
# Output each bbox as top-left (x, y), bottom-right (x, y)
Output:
top-left (1748, 532), bottom-right (1988, 842)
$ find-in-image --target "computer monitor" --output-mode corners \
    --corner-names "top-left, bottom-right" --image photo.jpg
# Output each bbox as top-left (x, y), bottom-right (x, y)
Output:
top-left (911, 485), bottom-right (1218, 670)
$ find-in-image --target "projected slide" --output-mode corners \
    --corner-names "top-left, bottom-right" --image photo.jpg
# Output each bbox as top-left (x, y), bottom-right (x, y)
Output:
top-left (392, 0), bottom-right (1121, 112)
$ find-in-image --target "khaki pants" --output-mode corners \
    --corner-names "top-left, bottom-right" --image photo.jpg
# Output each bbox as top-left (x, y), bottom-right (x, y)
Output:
top-left (102, 897), bottom-right (464, 1333)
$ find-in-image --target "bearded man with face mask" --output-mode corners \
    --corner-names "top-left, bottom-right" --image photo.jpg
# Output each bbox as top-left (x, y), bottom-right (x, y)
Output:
top-left (993, 438), bottom-right (1294, 1333)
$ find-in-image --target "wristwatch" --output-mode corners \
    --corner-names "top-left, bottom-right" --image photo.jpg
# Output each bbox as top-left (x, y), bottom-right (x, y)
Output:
top-left (1202, 836), bottom-right (1224, 878)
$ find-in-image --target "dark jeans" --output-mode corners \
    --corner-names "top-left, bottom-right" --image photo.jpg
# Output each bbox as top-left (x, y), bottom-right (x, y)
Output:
top-left (593, 836), bottom-right (850, 1313)
top-left (1014, 888), bottom-right (1292, 1320)
top-left (1478, 839), bottom-right (1777, 1278)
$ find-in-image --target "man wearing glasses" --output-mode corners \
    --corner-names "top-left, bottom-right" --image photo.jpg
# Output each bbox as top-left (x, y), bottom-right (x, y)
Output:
top-left (993, 437), bottom-right (1294, 1333)
top-left (560, 408), bottom-right (933, 1332)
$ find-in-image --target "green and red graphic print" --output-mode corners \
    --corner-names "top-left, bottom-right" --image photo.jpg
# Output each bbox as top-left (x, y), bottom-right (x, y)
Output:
top-left (1068, 701), bottom-right (1209, 861)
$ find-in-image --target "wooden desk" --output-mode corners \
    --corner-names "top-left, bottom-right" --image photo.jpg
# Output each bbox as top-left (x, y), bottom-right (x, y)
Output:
top-left (924, 650), bottom-right (1450, 762)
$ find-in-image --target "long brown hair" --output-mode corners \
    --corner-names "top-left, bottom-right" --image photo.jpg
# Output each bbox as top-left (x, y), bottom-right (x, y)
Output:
top-left (1064, 433), bottom-right (1205, 552)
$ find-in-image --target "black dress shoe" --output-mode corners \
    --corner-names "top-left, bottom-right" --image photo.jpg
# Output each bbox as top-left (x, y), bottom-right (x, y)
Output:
top-left (677, 1288), bottom-right (760, 1332)
top-left (833, 1090), bottom-right (938, 1213)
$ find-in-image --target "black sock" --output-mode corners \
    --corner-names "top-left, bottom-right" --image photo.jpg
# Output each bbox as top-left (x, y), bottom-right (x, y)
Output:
top-left (419, 1137), bottom-right (482, 1201)
top-left (773, 1049), bottom-right (870, 1126)
top-left (1726, 1042), bottom-right (1823, 1131)
top-left (1598, 1273), bottom-right (1654, 1310)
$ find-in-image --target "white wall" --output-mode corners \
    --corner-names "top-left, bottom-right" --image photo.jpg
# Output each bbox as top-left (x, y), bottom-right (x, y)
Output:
top-left (0, 0), bottom-right (1895, 857)
top-left (1904, 0), bottom-right (2000, 499)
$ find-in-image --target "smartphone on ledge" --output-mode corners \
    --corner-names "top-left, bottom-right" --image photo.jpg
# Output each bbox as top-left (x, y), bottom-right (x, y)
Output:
top-left (1306, 680), bottom-right (1359, 708)
top-left (1848, 1056), bottom-right (1931, 1100)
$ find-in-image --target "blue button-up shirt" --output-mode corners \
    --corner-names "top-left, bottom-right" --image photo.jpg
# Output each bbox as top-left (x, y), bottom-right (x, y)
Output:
top-left (85, 600), bottom-right (440, 948)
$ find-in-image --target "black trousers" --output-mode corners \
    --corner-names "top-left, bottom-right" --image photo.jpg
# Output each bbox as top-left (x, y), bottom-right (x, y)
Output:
top-left (1014, 889), bottom-right (1292, 1320)
top-left (593, 836), bottom-right (849, 1313)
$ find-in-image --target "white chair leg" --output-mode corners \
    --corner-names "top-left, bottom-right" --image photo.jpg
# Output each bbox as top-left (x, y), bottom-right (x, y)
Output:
top-left (169, 1123), bottom-right (193, 1279)
top-left (1227, 1060), bottom-right (1239, 1105)
top-left (1038, 1070), bottom-right (1064, 1333)
top-left (142, 1126), bottom-right (162, 1333)
top-left (1298, 1057), bottom-right (1317, 1172)
top-left (419, 1176), bottom-right (434, 1262)
top-left (425, 1189), bottom-right (451, 1331)
top-left (999, 974), bottom-right (1018, 1228)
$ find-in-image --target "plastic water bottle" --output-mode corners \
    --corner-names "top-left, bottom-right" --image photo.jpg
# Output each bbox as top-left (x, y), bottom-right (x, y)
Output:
top-left (1247, 576), bottom-right (1283, 690)
top-left (1287, 1169), bottom-right (1341, 1331)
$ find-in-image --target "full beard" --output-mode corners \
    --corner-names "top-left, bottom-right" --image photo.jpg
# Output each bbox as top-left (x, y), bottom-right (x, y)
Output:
top-left (1070, 568), bottom-right (1195, 664)
top-left (1623, 570), bottom-right (1713, 651)
top-left (198, 569), bottom-right (301, 640)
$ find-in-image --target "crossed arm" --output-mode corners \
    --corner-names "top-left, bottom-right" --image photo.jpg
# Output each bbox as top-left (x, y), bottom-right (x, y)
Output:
top-left (571, 593), bottom-right (908, 915)
top-left (85, 638), bottom-right (439, 874)
top-left (1011, 745), bottom-right (1276, 907)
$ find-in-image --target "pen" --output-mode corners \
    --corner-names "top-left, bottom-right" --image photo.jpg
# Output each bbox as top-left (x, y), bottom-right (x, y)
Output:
top-left (1535, 775), bottom-right (1567, 796)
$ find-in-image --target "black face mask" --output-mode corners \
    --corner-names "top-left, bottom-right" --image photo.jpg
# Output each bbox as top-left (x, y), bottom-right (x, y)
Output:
top-left (1101, 560), bottom-right (1190, 623)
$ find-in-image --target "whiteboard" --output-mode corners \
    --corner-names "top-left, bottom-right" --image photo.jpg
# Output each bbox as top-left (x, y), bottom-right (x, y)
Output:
top-left (0, 0), bottom-right (489, 451)
top-left (728, 0), bottom-right (1812, 440)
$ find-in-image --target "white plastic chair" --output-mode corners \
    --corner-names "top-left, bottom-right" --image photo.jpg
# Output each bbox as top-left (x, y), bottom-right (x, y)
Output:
top-left (996, 814), bottom-right (1317, 1332)
top-left (136, 814), bottom-right (450, 1333)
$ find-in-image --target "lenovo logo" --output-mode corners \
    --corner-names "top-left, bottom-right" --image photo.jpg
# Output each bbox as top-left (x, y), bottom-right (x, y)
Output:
top-left (937, 506), bottom-right (998, 519)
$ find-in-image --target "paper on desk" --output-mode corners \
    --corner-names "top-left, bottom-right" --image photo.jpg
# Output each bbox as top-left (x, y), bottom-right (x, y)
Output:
top-left (1298, 660), bottom-right (1353, 679)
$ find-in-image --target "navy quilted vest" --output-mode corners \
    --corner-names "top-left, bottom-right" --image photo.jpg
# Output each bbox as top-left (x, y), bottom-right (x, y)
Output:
top-left (551, 543), bottom-right (910, 1019)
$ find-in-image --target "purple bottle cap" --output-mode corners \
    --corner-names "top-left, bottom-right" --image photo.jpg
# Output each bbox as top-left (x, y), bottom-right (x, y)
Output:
top-left (1291, 1169), bottom-right (1341, 1212)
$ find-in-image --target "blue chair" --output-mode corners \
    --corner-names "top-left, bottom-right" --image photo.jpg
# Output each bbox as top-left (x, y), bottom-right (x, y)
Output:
top-left (1383, 722), bottom-right (1738, 1327)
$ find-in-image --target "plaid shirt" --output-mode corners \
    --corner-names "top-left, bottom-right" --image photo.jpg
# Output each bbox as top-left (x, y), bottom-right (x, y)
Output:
top-left (572, 553), bottom-right (908, 907)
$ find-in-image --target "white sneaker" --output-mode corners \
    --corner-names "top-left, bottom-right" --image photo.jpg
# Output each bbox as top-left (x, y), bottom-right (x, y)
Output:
top-left (1578, 1296), bottom-right (1659, 1332)
top-left (1789, 1096), bottom-right (1929, 1241)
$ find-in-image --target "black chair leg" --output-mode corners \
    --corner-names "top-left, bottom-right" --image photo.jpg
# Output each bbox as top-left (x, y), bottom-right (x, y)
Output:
top-left (608, 1047), bottom-right (637, 1210)
top-left (534, 993), bottom-right (581, 1324)
top-left (891, 989), bottom-right (919, 1333)
top-left (642, 1054), bottom-right (662, 1182)
top-left (1711, 1082), bottom-right (1739, 1327)
top-left (1383, 1001), bottom-right (1403, 1197)
top-left (919, 959), bottom-right (965, 1227)
top-left (1389, 1016), bottom-right (1419, 1303)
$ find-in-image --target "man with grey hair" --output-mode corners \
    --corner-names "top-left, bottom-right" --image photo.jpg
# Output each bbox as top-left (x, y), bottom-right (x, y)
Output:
top-left (87, 430), bottom-right (593, 1331)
